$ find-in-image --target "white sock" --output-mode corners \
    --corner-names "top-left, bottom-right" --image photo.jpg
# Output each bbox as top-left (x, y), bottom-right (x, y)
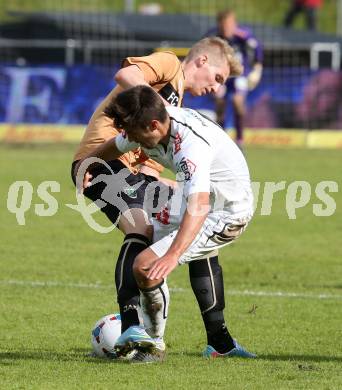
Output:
top-left (140, 280), bottom-right (169, 339)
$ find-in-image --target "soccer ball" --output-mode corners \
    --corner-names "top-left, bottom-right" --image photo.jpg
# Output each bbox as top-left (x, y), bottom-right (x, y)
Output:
top-left (91, 313), bottom-right (121, 358)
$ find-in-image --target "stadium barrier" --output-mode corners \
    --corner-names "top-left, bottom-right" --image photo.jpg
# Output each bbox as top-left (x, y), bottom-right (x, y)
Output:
top-left (1, 124), bottom-right (342, 149)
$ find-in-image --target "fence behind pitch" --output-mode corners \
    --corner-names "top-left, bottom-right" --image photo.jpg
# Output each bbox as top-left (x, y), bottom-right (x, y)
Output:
top-left (0, 0), bottom-right (341, 131)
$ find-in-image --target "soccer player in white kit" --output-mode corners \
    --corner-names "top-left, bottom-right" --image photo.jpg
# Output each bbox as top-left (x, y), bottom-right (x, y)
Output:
top-left (80, 85), bottom-right (256, 362)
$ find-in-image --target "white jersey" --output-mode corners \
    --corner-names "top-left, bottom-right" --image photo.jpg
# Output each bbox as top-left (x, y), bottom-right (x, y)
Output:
top-left (115, 106), bottom-right (254, 219)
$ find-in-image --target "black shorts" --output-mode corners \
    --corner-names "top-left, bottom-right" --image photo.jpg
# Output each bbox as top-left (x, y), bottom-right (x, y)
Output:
top-left (71, 159), bottom-right (170, 225)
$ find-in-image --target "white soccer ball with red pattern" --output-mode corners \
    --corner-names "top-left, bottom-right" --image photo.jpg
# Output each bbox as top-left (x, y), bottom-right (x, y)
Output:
top-left (91, 313), bottom-right (121, 358)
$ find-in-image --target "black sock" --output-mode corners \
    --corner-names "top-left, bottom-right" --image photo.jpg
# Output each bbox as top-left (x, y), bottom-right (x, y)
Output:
top-left (115, 233), bottom-right (150, 333)
top-left (189, 256), bottom-right (235, 353)
top-left (203, 312), bottom-right (235, 353)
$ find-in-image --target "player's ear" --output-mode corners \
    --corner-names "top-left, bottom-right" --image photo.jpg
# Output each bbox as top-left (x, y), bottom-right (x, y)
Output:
top-left (200, 54), bottom-right (208, 66)
top-left (195, 54), bottom-right (208, 67)
top-left (150, 119), bottom-right (159, 131)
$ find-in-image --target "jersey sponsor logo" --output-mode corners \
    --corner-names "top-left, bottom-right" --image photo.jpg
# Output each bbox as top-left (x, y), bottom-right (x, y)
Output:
top-left (155, 206), bottom-right (170, 225)
top-left (123, 186), bottom-right (138, 198)
top-left (176, 157), bottom-right (197, 181)
top-left (159, 83), bottom-right (180, 106)
top-left (173, 132), bottom-right (182, 154)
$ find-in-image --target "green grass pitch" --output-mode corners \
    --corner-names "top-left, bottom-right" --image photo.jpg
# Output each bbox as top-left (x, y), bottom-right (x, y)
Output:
top-left (0, 144), bottom-right (341, 389)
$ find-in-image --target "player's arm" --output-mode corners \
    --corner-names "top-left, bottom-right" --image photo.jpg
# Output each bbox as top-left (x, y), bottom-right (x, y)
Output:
top-left (139, 162), bottom-right (163, 178)
top-left (114, 64), bottom-right (150, 90)
top-left (248, 62), bottom-right (263, 91)
top-left (75, 133), bottom-right (138, 192)
top-left (148, 138), bottom-right (213, 280)
top-left (86, 137), bottom-right (123, 161)
top-left (247, 34), bottom-right (263, 90)
top-left (116, 53), bottom-right (175, 178)
top-left (147, 191), bottom-right (210, 280)
top-left (116, 55), bottom-right (172, 106)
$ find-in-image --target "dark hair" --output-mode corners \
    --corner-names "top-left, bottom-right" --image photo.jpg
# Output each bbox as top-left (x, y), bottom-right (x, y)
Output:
top-left (104, 85), bottom-right (167, 131)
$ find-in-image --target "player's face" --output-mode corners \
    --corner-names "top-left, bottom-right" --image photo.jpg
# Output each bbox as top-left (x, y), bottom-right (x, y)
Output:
top-left (190, 61), bottom-right (230, 97)
top-left (219, 14), bottom-right (237, 38)
top-left (126, 124), bottom-right (162, 149)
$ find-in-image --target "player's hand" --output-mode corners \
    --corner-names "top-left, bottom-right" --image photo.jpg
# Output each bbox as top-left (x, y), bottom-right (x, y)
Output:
top-left (82, 171), bottom-right (93, 192)
top-left (74, 160), bottom-right (93, 193)
top-left (139, 165), bottom-right (160, 179)
top-left (147, 254), bottom-right (179, 280)
top-left (247, 64), bottom-right (263, 91)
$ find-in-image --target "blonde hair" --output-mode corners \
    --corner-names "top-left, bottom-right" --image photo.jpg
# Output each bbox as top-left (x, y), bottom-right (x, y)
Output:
top-left (185, 37), bottom-right (243, 77)
top-left (217, 9), bottom-right (235, 23)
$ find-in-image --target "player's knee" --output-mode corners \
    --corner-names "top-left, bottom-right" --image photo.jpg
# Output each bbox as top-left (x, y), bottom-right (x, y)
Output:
top-left (132, 253), bottom-right (149, 287)
top-left (233, 96), bottom-right (246, 115)
top-left (119, 222), bottom-right (152, 237)
top-left (119, 209), bottom-right (153, 240)
top-left (234, 104), bottom-right (245, 117)
top-left (133, 248), bottom-right (160, 289)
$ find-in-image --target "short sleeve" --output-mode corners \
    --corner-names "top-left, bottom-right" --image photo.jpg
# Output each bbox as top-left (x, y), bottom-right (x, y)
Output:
top-left (244, 29), bottom-right (263, 63)
top-left (115, 132), bottom-right (139, 153)
top-left (123, 52), bottom-right (180, 85)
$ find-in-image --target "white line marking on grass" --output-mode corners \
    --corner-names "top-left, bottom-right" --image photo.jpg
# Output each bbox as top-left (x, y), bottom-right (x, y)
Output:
top-left (225, 289), bottom-right (342, 300)
top-left (1, 279), bottom-right (342, 300)
top-left (0, 279), bottom-right (111, 289)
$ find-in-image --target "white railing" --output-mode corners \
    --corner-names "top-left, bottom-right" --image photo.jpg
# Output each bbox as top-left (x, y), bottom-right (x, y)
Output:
top-left (0, 38), bottom-right (177, 65)
top-left (310, 42), bottom-right (341, 71)
top-left (0, 38), bottom-right (341, 69)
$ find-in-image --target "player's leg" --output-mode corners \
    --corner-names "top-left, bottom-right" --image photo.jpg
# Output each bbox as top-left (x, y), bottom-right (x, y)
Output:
top-left (185, 216), bottom-right (255, 358)
top-left (151, 212), bottom-right (254, 358)
top-left (305, 6), bottom-right (317, 30)
top-left (232, 78), bottom-right (248, 149)
top-left (133, 246), bottom-right (170, 339)
top-left (115, 209), bottom-right (254, 360)
top-left (128, 205), bottom-right (238, 355)
top-left (115, 208), bottom-right (153, 332)
top-left (131, 215), bottom-right (245, 335)
top-left (114, 170), bottom-right (169, 334)
top-left (215, 96), bottom-right (227, 128)
top-left (71, 159), bottom-right (161, 334)
top-left (214, 83), bottom-right (228, 128)
top-left (114, 246), bottom-right (169, 361)
top-left (129, 227), bottom-right (255, 359)
top-left (188, 255), bottom-right (255, 357)
top-left (188, 255), bottom-right (235, 354)
top-left (114, 209), bottom-right (176, 359)
top-left (283, 2), bottom-right (302, 27)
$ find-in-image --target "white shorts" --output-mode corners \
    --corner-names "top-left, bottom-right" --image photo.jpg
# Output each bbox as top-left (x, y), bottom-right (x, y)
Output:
top-left (150, 210), bottom-right (251, 264)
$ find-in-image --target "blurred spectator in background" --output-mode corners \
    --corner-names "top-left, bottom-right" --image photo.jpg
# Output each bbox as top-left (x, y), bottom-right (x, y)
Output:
top-left (206, 9), bottom-right (263, 149)
top-left (245, 70), bottom-right (342, 130)
top-left (283, 0), bottom-right (323, 31)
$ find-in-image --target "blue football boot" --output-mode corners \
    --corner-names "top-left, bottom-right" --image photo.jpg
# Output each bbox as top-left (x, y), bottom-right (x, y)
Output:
top-left (114, 326), bottom-right (156, 357)
top-left (203, 339), bottom-right (256, 359)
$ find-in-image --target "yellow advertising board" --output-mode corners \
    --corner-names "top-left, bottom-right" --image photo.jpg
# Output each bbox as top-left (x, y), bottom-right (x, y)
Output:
top-left (306, 131), bottom-right (342, 149)
top-left (244, 130), bottom-right (307, 147)
top-left (0, 124), bottom-right (84, 143)
top-left (1, 124), bottom-right (342, 149)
